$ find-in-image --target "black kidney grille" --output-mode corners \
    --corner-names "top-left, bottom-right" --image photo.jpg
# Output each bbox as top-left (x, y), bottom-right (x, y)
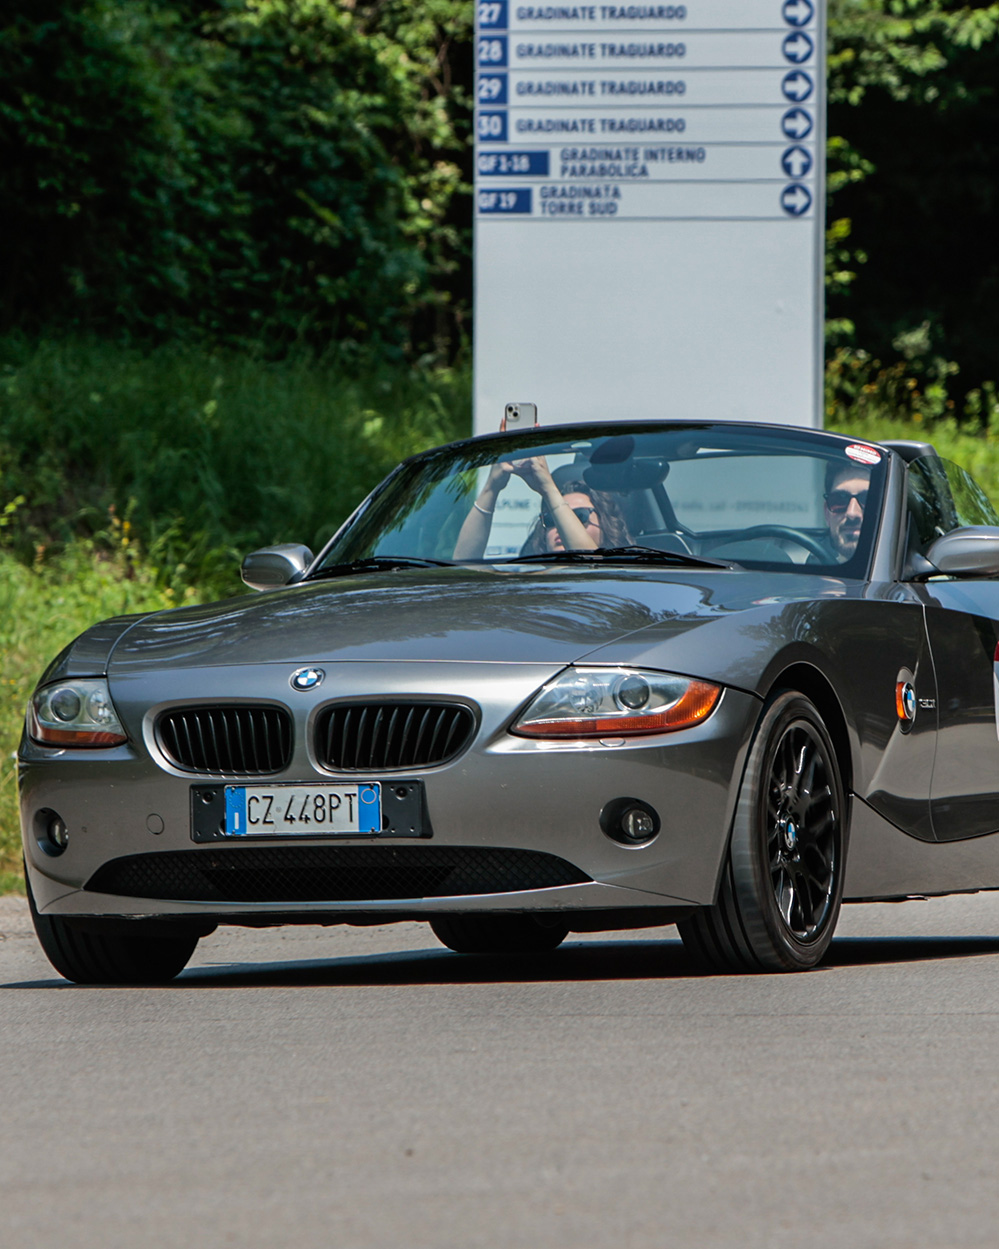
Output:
top-left (85, 845), bottom-right (591, 904)
top-left (157, 706), bottom-right (292, 775)
top-left (317, 702), bottom-right (475, 771)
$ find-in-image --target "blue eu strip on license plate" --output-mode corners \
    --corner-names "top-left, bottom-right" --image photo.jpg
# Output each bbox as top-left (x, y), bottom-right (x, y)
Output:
top-left (224, 783), bottom-right (381, 836)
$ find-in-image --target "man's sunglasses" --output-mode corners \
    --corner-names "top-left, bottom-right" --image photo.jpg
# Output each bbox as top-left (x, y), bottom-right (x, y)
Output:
top-left (542, 505), bottom-right (598, 529)
top-left (825, 489), bottom-right (868, 515)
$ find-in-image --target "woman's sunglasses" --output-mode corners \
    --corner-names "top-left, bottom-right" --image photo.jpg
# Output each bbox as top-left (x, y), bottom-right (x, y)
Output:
top-left (542, 505), bottom-right (599, 529)
top-left (825, 489), bottom-right (868, 515)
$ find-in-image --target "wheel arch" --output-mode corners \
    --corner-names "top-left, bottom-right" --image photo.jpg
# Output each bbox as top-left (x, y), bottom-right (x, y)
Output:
top-left (680, 674), bottom-right (852, 972)
top-left (763, 662), bottom-right (853, 799)
top-left (700, 663), bottom-right (852, 913)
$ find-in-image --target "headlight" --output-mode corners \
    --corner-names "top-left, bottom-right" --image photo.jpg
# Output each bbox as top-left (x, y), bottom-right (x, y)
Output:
top-left (28, 678), bottom-right (128, 748)
top-left (511, 667), bottom-right (721, 738)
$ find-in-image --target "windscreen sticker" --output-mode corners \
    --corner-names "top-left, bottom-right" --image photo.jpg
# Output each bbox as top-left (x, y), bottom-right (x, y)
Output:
top-left (845, 444), bottom-right (882, 466)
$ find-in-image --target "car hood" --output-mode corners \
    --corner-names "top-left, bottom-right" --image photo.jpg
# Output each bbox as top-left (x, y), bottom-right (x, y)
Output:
top-left (102, 564), bottom-right (851, 675)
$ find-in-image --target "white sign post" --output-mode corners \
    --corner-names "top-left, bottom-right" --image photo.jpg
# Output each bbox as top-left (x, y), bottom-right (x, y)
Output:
top-left (473, 0), bottom-right (826, 433)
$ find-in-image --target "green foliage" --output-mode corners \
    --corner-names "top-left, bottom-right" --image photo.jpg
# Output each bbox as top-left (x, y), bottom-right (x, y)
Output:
top-left (0, 336), bottom-right (470, 597)
top-left (0, 0), bottom-right (472, 354)
top-left (826, 2), bottom-right (999, 392)
top-left (826, 340), bottom-right (999, 447)
top-left (828, 0), bottom-right (999, 106)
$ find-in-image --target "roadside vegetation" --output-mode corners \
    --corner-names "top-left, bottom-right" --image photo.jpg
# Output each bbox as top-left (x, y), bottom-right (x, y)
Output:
top-left (0, 337), bottom-right (470, 598)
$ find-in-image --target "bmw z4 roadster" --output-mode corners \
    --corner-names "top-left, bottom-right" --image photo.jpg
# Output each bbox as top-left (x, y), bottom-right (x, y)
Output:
top-left (20, 420), bottom-right (999, 982)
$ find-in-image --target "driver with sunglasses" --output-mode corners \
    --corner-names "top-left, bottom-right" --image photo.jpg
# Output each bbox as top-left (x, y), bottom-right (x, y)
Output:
top-left (820, 462), bottom-right (870, 562)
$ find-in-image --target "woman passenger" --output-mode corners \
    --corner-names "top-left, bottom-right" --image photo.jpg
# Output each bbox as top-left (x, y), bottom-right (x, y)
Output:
top-left (453, 455), bottom-right (628, 560)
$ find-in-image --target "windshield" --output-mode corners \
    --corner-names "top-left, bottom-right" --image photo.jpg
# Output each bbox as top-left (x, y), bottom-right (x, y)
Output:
top-left (316, 423), bottom-right (887, 576)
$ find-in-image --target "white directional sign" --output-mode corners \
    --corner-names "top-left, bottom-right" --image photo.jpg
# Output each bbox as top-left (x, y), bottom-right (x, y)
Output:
top-left (474, 0), bottom-right (826, 431)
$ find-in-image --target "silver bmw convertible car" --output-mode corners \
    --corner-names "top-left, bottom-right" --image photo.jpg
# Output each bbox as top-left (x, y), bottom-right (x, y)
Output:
top-left (20, 420), bottom-right (999, 982)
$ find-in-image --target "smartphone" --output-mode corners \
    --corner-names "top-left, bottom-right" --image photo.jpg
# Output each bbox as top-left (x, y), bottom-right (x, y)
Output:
top-left (503, 402), bottom-right (538, 430)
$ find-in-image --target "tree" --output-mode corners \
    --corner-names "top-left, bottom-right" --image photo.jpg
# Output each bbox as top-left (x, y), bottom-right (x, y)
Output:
top-left (0, 0), bottom-right (472, 354)
top-left (826, 0), bottom-right (999, 394)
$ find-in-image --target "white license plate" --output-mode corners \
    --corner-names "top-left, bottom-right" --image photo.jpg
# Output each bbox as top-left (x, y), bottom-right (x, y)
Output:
top-left (224, 783), bottom-right (381, 837)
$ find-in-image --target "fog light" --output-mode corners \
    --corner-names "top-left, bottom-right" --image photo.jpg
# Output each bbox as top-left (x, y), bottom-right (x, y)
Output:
top-left (621, 808), bottom-right (655, 840)
top-left (600, 797), bottom-right (661, 845)
top-left (48, 816), bottom-right (69, 850)
top-left (34, 808), bottom-right (69, 857)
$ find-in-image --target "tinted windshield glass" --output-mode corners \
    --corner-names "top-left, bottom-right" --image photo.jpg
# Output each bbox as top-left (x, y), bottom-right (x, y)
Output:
top-left (317, 424), bottom-right (887, 576)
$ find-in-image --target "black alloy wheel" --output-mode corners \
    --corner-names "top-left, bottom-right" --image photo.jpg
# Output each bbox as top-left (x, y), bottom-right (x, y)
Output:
top-left (766, 717), bottom-right (839, 941)
top-left (27, 872), bottom-right (200, 985)
top-left (678, 690), bottom-right (846, 973)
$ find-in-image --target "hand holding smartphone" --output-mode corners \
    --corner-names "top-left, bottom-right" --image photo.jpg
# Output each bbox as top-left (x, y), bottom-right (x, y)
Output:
top-left (502, 403), bottom-right (538, 431)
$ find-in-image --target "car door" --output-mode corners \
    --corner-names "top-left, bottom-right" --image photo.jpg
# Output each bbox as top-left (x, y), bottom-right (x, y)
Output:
top-left (922, 581), bottom-right (999, 840)
top-left (855, 582), bottom-right (938, 842)
top-left (904, 455), bottom-right (999, 841)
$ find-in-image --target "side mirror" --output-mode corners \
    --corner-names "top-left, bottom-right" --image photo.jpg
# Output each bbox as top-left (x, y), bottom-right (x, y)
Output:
top-left (240, 544), bottom-right (314, 591)
top-left (923, 527), bottom-right (999, 578)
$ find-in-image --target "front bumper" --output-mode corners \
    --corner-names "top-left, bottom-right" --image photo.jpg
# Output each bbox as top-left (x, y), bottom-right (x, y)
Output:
top-left (20, 661), bottom-right (759, 922)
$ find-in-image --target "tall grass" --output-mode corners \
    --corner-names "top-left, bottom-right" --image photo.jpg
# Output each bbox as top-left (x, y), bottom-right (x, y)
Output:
top-left (1, 337), bottom-right (471, 598)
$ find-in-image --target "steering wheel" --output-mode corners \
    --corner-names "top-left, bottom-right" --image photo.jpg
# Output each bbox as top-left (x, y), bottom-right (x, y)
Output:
top-left (700, 525), bottom-right (830, 561)
top-left (645, 532), bottom-right (694, 555)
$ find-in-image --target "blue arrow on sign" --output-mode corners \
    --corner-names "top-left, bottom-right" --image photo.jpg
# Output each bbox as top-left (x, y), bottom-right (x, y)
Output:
top-left (782, 31), bottom-right (814, 63)
top-left (782, 0), bottom-right (814, 26)
top-left (781, 183), bottom-right (812, 215)
top-left (781, 108), bottom-right (814, 140)
top-left (781, 145), bottom-right (813, 178)
top-left (782, 70), bottom-right (813, 102)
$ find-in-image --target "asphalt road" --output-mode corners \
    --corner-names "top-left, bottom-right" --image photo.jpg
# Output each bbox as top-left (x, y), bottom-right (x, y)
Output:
top-left (3, 892), bottom-right (999, 1249)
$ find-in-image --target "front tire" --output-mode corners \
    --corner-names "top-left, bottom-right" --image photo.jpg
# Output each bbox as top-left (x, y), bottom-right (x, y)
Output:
top-left (678, 690), bottom-right (846, 973)
top-left (430, 914), bottom-right (569, 954)
top-left (27, 877), bottom-right (199, 984)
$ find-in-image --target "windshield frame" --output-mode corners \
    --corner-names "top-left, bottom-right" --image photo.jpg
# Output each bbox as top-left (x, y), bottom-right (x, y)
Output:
top-left (311, 421), bottom-right (889, 581)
